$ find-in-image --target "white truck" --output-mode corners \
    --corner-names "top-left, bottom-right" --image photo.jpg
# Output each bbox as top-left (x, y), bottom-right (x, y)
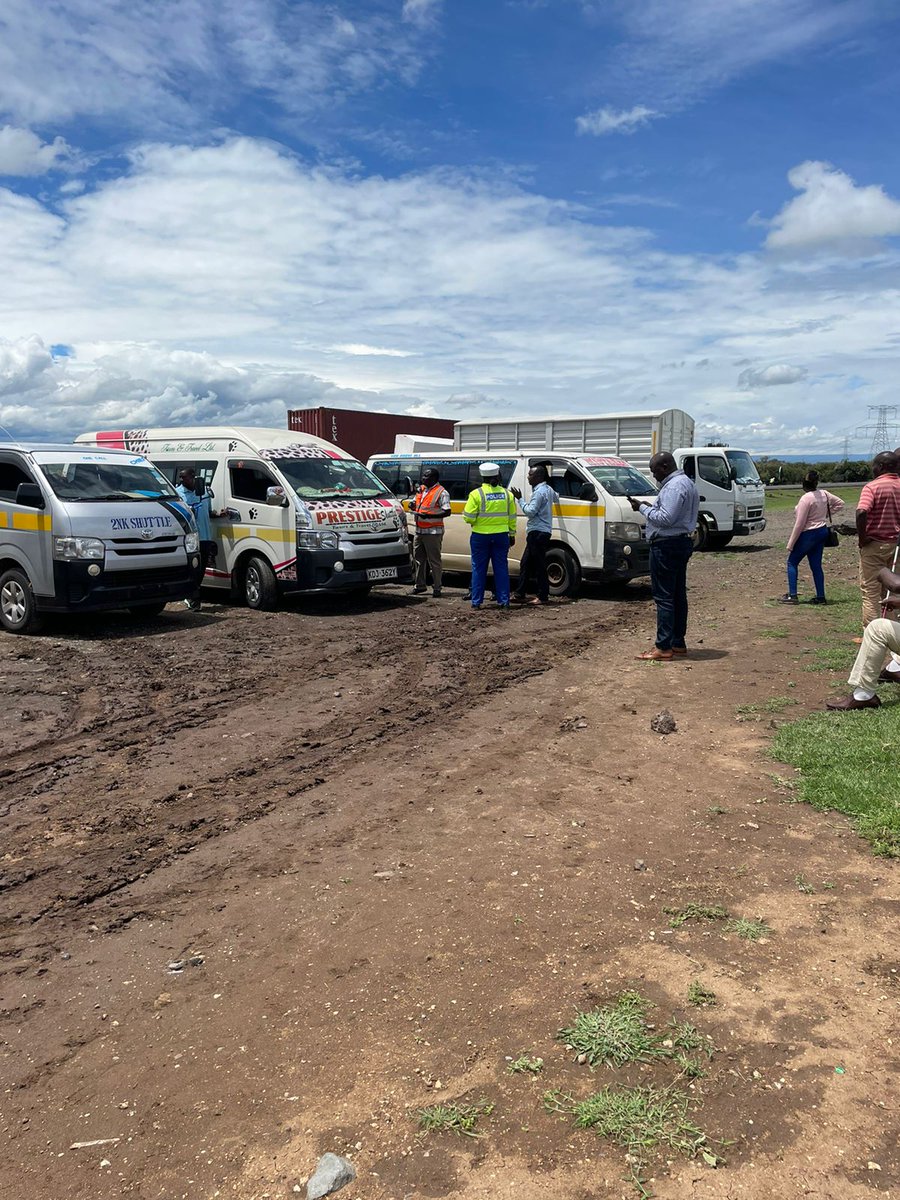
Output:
top-left (453, 410), bottom-right (766, 550)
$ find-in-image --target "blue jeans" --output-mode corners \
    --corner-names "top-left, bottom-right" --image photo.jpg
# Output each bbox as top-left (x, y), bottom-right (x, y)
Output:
top-left (787, 525), bottom-right (829, 598)
top-left (470, 532), bottom-right (511, 606)
top-left (649, 535), bottom-right (693, 650)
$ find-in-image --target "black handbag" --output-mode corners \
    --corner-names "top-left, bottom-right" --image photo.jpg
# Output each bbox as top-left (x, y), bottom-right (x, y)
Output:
top-left (824, 496), bottom-right (839, 547)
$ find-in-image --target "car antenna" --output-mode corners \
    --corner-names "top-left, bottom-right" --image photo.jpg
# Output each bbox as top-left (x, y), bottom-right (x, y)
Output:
top-left (0, 423), bottom-right (24, 450)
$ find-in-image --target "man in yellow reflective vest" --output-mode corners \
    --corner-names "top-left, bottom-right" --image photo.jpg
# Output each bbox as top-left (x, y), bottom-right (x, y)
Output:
top-left (463, 462), bottom-right (517, 610)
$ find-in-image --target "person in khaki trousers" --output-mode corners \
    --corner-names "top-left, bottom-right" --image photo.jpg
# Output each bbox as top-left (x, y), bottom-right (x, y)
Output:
top-left (857, 451), bottom-right (900, 627)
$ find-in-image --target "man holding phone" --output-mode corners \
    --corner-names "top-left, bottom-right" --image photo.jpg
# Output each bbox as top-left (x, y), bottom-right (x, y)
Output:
top-left (627, 452), bottom-right (699, 661)
top-left (177, 467), bottom-right (224, 611)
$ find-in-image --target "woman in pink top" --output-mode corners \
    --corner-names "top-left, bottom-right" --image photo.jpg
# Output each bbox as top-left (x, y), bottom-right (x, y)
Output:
top-left (780, 471), bottom-right (845, 604)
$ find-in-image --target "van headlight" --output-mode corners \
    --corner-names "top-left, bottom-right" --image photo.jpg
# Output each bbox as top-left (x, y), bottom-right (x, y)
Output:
top-left (185, 532), bottom-right (200, 553)
top-left (297, 529), bottom-right (340, 550)
top-left (53, 536), bottom-right (105, 561)
top-left (734, 503), bottom-right (748, 520)
top-left (606, 522), bottom-right (642, 542)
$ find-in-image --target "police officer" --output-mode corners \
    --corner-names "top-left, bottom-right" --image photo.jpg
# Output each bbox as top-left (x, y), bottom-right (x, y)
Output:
top-left (463, 462), bottom-right (517, 610)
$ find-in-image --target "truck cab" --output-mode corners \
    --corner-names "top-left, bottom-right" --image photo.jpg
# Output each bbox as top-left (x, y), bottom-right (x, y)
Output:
top-left (674, 447), bottom-right (766, 549)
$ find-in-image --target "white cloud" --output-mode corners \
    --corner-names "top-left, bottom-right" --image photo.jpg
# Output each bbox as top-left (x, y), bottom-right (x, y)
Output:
top-left (0, 140), bottom-right (899, 454)
top-left (0, 0), bottom-right (433, 128)
top-left (738, 363), bottom-right (807, 390)
top-left (0, 126), bottom-right (73, 175)
top-left (402, 0), bottom-right (441, 26)
top-left (590, 1), bottom-right (879, 117)
top-left (576, 105), bottom-right (658, 136)
top-left (766, 161), bottom-right (900, 252)
top-left (331, 344), bottom-right (416, 357)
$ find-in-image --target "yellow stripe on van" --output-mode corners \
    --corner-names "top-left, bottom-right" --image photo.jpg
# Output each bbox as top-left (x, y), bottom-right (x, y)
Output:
top-left (0, 511), bottom-right (7, 528)
top-left (11, 512), bottom-right (52, 532)
top-left (445, 500), bottom-right (604, 518)
top-left (217, 524), bottom-right (295, 544)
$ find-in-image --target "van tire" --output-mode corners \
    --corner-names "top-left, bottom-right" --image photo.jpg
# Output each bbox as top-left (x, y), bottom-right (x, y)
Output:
top-left (545, 546), bottom-right (581, 597)
top-left (691, 521), bottom-right (710, 552)
top-left (244, 556), bottom-right (278, 610)
top-left (0, 567), bottom-right (43, 634)
top-left (128, 602), bottom-right (167, 618)
top-left (707, 532), bottom-right (734, 549)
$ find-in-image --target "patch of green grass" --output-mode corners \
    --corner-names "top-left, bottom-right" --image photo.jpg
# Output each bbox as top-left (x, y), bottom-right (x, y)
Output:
top-left (416, 1098), bottom-right (494, 1137)
top-left (725, 917), bottom-right (773, 941)
top-left (557, 991), bottom-right (661, 1067)
top-left (803, 643), bottom-right (857, 673)
top-left (736, 695), bottom-right (798, 717)
top-left (772, 709), bottom-right (900, 857)
top-left (686, 980), bottom-right (717, 1008)
top-left (663, 902), bottom-right (729, 929)
top-left (764, 486), bottom-right (862, 512)
top-left (544, 1085), bottom-right (722, 1194)
top-left (757, 627), bottom-right (790, 639)
top-left (507, 1053), bottom-right (544, 1074)
top-left (795, 873), bottom-right (815, 894)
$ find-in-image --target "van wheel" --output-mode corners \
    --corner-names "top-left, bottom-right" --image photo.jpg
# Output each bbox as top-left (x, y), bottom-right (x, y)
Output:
top-left (707, 532), bottom-right (734, 549)
top-left (545, 546), bottom-right (581, 597)
top-left (0, 568), bottom-right (43, 634)
top-left (128, 602), bottom-right (167, 618)
top-left (244, 556), bottom-right (278, 610)
top-left (691, 521), bottom-right (710, 552)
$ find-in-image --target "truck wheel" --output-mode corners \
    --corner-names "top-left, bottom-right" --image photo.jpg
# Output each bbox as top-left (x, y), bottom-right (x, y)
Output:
top-left (707, 532), bottom-right (734, 549)
top-left (128, 602), bottom-right (167, 618)
top-left (691, 521), bottom-right (710, 552)
top-left (0, 567), bottom-right (44, 634)
top-left (244, 556), bottom-right (278, 610)
top-left (545, 546), bottom-right (581, 597)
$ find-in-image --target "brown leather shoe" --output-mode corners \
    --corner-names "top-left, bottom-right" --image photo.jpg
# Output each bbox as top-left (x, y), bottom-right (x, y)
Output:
top-left (825, 695), bottom-right (881, 711)
top-left (877, 669), bottom-right (900, 683)
top-left (636, 648), bottom-right (674, 661)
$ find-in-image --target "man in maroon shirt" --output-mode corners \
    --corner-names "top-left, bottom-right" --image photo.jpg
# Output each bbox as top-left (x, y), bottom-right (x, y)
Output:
top-left (856, 451), bottom-right (900, 627)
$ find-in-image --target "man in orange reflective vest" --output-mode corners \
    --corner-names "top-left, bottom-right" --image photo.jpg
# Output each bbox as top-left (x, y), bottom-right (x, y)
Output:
top-left (410, 467), bottom-right (452, 597)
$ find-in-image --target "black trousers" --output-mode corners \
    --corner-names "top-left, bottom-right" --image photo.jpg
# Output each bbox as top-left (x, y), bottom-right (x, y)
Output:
top-left (515, 530), bottom-right (551, 601)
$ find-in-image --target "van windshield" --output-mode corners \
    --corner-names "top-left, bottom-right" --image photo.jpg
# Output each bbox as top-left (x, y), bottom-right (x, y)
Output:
top-left (40, 461), bottom-right (179, 502)
top-left (582, 462), bottom-right (657, 497)
top-left (271, 456), bottom-right (392, 502)
top-left (725, 450), bottom-right (762, 485)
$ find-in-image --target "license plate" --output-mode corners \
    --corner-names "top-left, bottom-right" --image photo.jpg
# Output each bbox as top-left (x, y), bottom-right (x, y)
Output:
top-left (366, 566), bottom-right (398, 581)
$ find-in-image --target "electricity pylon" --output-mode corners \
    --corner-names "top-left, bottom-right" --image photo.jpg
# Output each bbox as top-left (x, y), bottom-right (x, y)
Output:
top-left (854, 406), bottom-right (900, 455)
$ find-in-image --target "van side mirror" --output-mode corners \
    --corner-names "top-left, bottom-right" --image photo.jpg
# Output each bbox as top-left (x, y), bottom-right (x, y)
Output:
top-left (729, 465), bottom-right (738, 482)
top-left (397, 475), bottom-right (414, 497)
top-left (16, 482), bottom-right (45, 509)
top-left (578, 484), bottom-right (598, 502)
top-left (266, 486), bottom-right (289, 507)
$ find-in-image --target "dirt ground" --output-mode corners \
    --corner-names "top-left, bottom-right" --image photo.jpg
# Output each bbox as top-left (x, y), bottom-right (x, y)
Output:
top-left (1, 511), bottom-right (897, 1200)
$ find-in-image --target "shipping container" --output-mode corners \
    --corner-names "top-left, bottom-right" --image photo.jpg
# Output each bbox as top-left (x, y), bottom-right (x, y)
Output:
top-left (288, 407), bottom-right (455, 464)
top-left (453, 409), bottom-right (695, 461)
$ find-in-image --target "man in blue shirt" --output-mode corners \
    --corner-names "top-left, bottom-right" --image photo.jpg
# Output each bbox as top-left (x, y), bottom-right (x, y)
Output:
top-left (511, 465), bottom-right (559, 605)
top-left (628, 452), bottom-right (699, 660)
top-left (177, 468), bottom-right (224, 611)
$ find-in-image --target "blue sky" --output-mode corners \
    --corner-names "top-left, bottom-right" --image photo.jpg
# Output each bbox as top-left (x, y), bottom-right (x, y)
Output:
top-left (1, 0), bottom-right (900, 453)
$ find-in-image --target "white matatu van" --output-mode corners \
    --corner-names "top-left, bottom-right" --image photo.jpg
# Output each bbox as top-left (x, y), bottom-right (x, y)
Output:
top-left (0, 442), bottom-right (203, 634)
top-left (368, 450), bottom-right (659, 596)
top-left (77, 428), bottom-right (412, 607)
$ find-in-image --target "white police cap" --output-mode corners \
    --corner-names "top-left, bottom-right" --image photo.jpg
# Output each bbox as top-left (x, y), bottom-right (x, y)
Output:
top-left (479, 462), bottom-right (501, 476)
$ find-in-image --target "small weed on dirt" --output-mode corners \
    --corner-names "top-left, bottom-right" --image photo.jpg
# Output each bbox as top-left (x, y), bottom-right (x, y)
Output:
top-left (706, 804), bottom-right (728, 816)
top-left (758, 627), bottom-right (789, 639)
top-left (686, 980), bottom-right (717, 1007)
top-left (416, 1098), bottom-right (494, 1137)
top-left (557, 991), bottom-right (661, 1067)
top-left (507, 1053), bottom-right (544, 1074)
top-left (736, 695), bottom-right (798, 717)
top-left (795, 873), bottom-right (815, 894)
top-left (726, 917), bottom-right (773, 941)
top-left (664, 902), bottom-right (729, 929)
top-left (544, 1085), bottom-right (721, 1196)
